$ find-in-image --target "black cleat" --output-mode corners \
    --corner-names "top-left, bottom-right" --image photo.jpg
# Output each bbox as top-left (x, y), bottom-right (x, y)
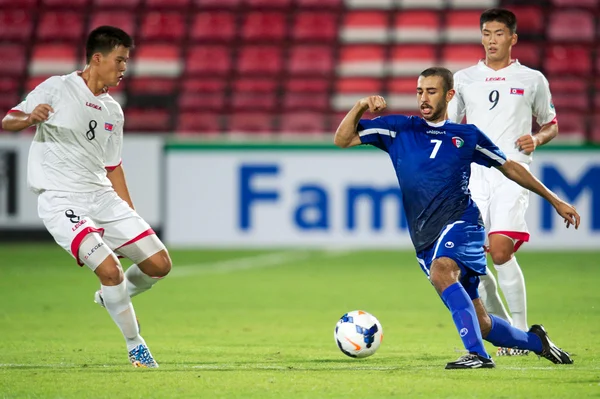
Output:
top-left (528, 324), bottom-right (573, 364)
top-left (445, 352), bottom-right (496, 369)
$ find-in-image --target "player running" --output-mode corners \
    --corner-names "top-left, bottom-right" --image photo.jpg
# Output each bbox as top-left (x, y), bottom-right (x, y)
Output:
top-left (333, 67), bottom-right (578, 369)
top-left (448, 9), bottom-right (558, 356)
top-left (1, 26), bottom-right (170, 368)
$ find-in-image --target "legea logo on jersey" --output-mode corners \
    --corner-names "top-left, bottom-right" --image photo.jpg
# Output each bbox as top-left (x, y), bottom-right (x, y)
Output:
top-left (510, 88), bottom-right (525, 96)
top-left (452, 137), bottom-right (464, 148)
top-left (86, 102), bottom-right (102, 111)
top-left (104, 123), bottom-right (114, 132)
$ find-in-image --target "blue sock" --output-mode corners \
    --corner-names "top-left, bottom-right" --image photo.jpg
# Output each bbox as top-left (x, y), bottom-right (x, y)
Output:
top-left (485, 315), bottom-right (543, 353)
top-left (441, 283), bottom-right (489, 358)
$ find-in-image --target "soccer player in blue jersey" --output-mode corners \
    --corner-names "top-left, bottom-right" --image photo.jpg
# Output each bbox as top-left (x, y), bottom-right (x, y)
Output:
top-left (334, 67), bottom-right (580, 369)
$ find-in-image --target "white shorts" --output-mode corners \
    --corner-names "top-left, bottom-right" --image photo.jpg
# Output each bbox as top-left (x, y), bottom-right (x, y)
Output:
top-left (38, 188), bottom-right (159, 266)
top-left (469, 163), bottom-right (531, 251)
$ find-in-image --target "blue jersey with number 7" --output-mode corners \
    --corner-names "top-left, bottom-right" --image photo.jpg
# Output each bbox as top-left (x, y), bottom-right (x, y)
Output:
top-left (358, 115), bottom-right (507, 252)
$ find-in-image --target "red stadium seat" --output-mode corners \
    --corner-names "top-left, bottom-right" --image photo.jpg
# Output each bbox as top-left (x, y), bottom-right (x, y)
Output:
top-left (592, 115), bottom-right (600, 142)
top-left (140, 12), bottom-right (185, 41)
top-left (0, 0), bottom-right (36, 6)
top-left (128, 78), bottom-right (177, 94)
top-left (442, 45), bottom-right (483, 72)
top-left (546, 46), bottom-right (591, 75)
top-left (555, 112), bottom-right (586, 140)
top-left (232, 92), bottom-right (276, 111)
top-left (89, 12), bottom-right (135, 35)
top-left (186, 46), bottom-right (230, 75)
top-left (192, 0), bottom-right (241, 6)
top-left (445, 10), bottom-right (481, 43)
top-left (145, 0), bottom-right (190, 7)
top-left (237, 46), bottom-right (283, 75)
top-left (335, 78), bottom-right (383, 93)
top-left (508, 7), bottom-right (544, 37)
top-left (279, 112), bottom-right (328, 134)
top-left (233, 78), bottom-right (278, 93)
top-left (339, 45), bottom-right (386, 77)
top-left (292, 12), bottom-right (337, 42)
top-left (551, 0), bottom-right (597, 6)
top-left (448, 0), bottom-right (495, 8)
top-left (341, 11), bottom-right (388, 43)
top-left (132, 45), bottom-right (182, 77)
top-left (393, 11), bottom-right (440, 43)
top-left (295, 0), bottom-right (340, 7)
top-left (191, 12), bottom-right (235, 42)
top-left (0, 10), bottom-right (33, 41)
top-left (548, 10), bottom-right (594, 42)
top-left (0, 78), bottom-right (20, 113)
top-left (41, 0), bottom-right (88, 7)
top-left (181, 78), bottom-right (227, 93)
top-left (511, 43), bottom-right (542, 69)
top-left (37, 12), bottom-right (84, 41)
top-left (284, 78), bottom-right (329, 93)
top-left (29, 45), bottom-right (77, 76)
top-left (177, 112), bottom-right (222, 134)
top-left (242, 12), bottom-right (286, 41)
top-left (388, 0), bottom-right (444, 8)
top-left (388, 77), bottom-right (418, 93)
top-left (124, 108), bottom-right (171, 132)
top-left (283, 92), bottom-right (329, 111)
top-left (228, 112), bottom-right (274, 133)
top-left (390, 45), bottom-right (435, 76)
top-left (93, 0), bottom-right (141, 8)
top-left (244, 0), bottom-right (291, 7)
top-left (288, 45), bottom-right (334, 76)
top-left (178, 92), bottom-right (225, 111)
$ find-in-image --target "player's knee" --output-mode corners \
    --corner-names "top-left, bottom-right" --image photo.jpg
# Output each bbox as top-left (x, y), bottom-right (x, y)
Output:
top-left (153, 250), bottom-right (172, 278)
top-left (489, 248), bottom-right (513, 266)
top-left (95, 261), bottom-right (124, 286)
top-left (430, 258), bottom-right (460, 293)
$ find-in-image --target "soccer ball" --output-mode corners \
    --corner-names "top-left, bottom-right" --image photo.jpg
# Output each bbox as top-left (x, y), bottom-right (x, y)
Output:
top-left (334, 310), bottom-right (383, 358)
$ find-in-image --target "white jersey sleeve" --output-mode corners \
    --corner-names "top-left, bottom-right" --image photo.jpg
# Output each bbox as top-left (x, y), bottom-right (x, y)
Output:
top-left (532, 73), bottom-right (556, 126)
top-left (12, 77), bottom-right (60, 114)
top-left (448, 72), bottom-right (466, 123)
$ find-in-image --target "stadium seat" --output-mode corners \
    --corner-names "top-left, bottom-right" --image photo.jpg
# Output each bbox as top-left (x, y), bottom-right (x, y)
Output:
top-left (245, 0), bottom-right (291, 7)
top-left (338, 45), bottom-right (386, 77)
top-left (390, 45), bottom-right (435, 76)
top-left (132, 45), bottom-right (183, 77)
top-left (242, 12), bottom-right (286, 41)
top-left (89, 12), bottom-right (135, 35)
top-left (445, 10), bottom-right (482, 43)
top-left (0, 78), bottom-right (20, 113)
top-left (448, 0), bottom-right (496, 8)
top-left (555, 112), bottom-right (586, 140)
top-left (340, 11), bottom-right (388, 43)
top-left (0, 0), bottom-right (36, 7)
top-left (552, 93), bottom-right (587, 112)
top-left (128, 78), bottom-right (177, 95)
top-left (178, 92), bottom-right (226, 111)
top-left (145, 0), bottom-right (190, 8)
top-left (399, 0), bottom-right (445, 9)
top-left (288, 45), bottom-right (334, 76)
top-left (237, 46), bottom-right (283, 75)
top-left (227, 112), bottom-right (275, 133)
top-left (511, 43), bottom-right (542, 69)
top-left (442, 45), bottom-right (483, 72)
top-left (193, 0), bottom-right (241, 7)
top-left (296, 0), bottom-right (340, 7)
top-left (29, 45), bottom-right (77, 76)
top-left (551, 0), bottom-right (597, 6)
top-left (279, 112), bottom-right (328, 134)
top-left (393, 11), bottom-right (440, 43)
top-left (335, 77), bottom-right (383, 93)
top-left (284, 78), bottom-right (330, 93)
top-left (185, 45), bottom-right (230, 76)
top-left (232, 92), bottom-right (277, 111)
top-left (190, 12), bottom-right (236, 42)
top-left (508, 7), bottom-right (544, 38)
top-left (283, 92), bottom-right (329, 111)
top-left (37, 12), bottom-right (84, 41)
top-left (292, 12), bottom-right (338, 42)
top-left (592, 115), bottom-right (600, 142)
top-left (41, 0), bottom-right (88, 7)
top-left (344, 0), bottom-right (393, 9)
top-left (93, 0), bottom-right (141, 8)
top-left (233, 78), bottom-right (278, 93)
top-left (546, 46), bottom-right (591, 75)
top-left (548, 10), bottom-right (594, 42)
top-left (124, 108), bottom-right (171, 132)
top-left (140, 12), bottom-right (186, 41)
top-left (0, 10), bottom-right (33, 41)
top-left (176, 112), bottom-right (222, 134)
top-left (182, 77), bottom-right (227, 94)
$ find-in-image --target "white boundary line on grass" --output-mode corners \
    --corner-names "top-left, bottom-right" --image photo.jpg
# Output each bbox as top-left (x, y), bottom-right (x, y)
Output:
top-left (169, 250), bottom-right (348, 278)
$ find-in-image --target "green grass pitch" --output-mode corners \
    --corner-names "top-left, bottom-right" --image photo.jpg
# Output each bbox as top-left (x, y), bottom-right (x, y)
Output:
top-left (0, 244), bottom-right (598, 398)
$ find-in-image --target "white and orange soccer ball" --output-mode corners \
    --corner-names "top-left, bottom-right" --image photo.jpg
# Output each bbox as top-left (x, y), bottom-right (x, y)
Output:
top-left (334, 310), bottom-right (383, 358)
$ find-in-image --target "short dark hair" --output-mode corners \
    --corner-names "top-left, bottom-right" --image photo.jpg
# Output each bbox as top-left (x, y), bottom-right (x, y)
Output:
top-left (86, 26), bottom-right (134, 63)
top-left (480, 8), bottom-right (517, 34)
top-left (419, 67), bottom-right (454, 93)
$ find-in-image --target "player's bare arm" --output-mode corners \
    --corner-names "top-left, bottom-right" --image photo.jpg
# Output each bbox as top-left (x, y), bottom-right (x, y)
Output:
top-left (516, 122), bottom-right (558, 155)
top-left (496, 159), bottom-right (580, 229)
top-left (334, 96), bottom-right (387, 148)
top-left (107, 164), bottom-right (135, 210)
top-left (1, 104), bottom-right (54, 132)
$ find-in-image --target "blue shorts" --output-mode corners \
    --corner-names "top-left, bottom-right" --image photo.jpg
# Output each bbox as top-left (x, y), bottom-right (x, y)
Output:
top-left (416, 220), bottom-right (487, 300)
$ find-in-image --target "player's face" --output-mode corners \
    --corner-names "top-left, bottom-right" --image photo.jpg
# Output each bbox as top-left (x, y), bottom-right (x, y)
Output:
top-left (97, 45), bottom-right (130, 87)
top-left (416, 76), bottom-right (454, 122)
top-left (481, 21), bottom-right (517, 63)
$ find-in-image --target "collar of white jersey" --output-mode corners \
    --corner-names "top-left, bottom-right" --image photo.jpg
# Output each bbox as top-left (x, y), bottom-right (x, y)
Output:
top-left (72, 71), bottom-right (110, 96)
top-left (424, 119), bottom-right (450, 128)
top-left (477, 59), bottom-right (520, 72)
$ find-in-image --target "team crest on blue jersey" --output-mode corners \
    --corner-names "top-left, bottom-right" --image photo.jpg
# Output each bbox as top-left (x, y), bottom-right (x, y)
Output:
top-left (452, 137), bottom-right (464, 148)
top-left (105, 122), bottom-right (114, 131)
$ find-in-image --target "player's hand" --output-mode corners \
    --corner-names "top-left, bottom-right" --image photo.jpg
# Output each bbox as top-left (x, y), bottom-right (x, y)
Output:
top-left (27, 104), bottom-right (54, 125)
top-left (515, 134), bottom-right (539, 155)
top-left (358, 96), bottom-right (387, 114)
top-left (554, 200), bottom-right (580, 229)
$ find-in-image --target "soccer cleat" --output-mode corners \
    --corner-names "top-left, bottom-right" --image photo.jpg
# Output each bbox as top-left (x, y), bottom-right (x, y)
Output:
top-left (528, 324), bottom-right (573, 364)
top-left (128, 344), bottom-right (159, 368)
top-left (445, 352), bottom-right (496, 369)
top-left (496, 347), bottom-right (530, 356)
top-left (94, 290), bottom-right (141, 333)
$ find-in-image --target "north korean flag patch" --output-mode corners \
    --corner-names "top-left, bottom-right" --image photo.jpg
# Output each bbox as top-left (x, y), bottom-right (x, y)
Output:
top-left (105, 122), bottom-right (114, 131)
top-left (510, 88), bottom-right (524, 95)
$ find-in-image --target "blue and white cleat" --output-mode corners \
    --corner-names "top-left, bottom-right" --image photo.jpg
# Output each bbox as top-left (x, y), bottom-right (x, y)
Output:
top-left (128, 344), bottom-right (159, 368)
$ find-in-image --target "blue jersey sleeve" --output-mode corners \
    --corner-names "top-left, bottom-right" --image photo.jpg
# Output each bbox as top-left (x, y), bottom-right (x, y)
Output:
top-left (357, 115), bottom-right (399, 152)
top-left (472, 128), bottom-right (507, 168)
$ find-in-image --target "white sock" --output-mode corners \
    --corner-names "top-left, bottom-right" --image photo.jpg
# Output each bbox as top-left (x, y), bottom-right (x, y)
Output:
top-left (125, 264), bottom-right (161, 298)
top-left (101, 281), bottom-right (145, 351)
top-left (478, 266), bottom-right (513, 324)
top-left (495, 256), bottom-right (527, 331)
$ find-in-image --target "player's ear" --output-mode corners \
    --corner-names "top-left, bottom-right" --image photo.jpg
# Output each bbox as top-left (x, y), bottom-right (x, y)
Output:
top-left (446, 89), bottom-right (456, 103)
top-left (511, 32), bottom-right (518, 46)
top-left (91, 52), bottom-right (102, 65)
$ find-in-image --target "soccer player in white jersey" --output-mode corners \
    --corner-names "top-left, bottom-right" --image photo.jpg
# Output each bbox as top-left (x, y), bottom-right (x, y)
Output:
top-left (2, 26), bottom-right (171, 368)
top-left (448, 9), bottom-right (559, 356)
